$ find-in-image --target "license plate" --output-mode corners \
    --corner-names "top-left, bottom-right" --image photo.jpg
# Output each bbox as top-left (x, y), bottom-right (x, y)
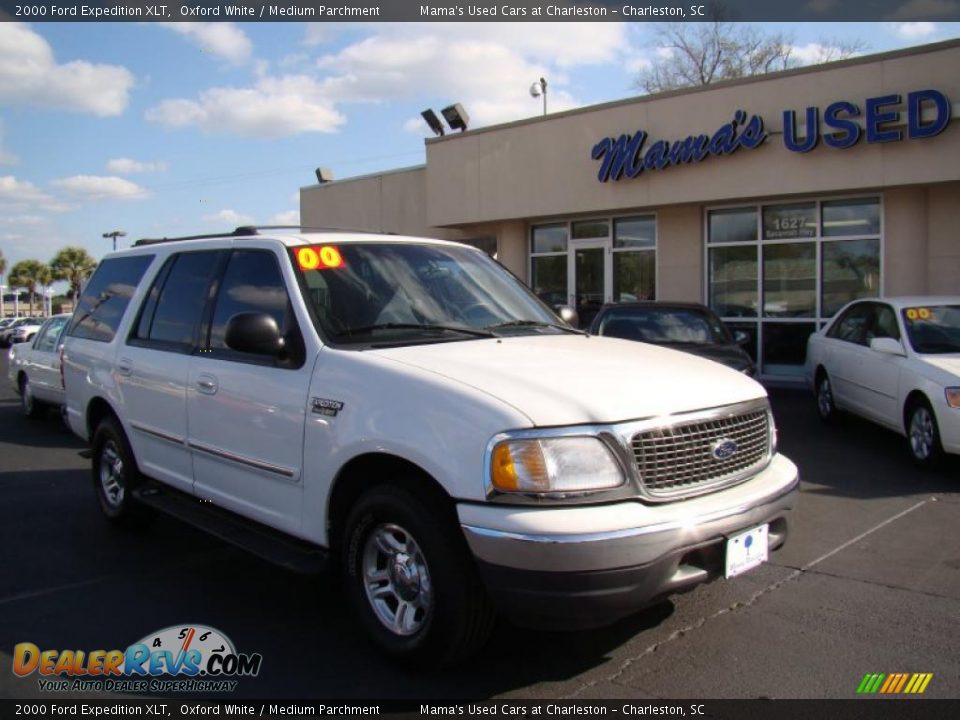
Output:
top-left (725, 524), bottom-right (769, 578)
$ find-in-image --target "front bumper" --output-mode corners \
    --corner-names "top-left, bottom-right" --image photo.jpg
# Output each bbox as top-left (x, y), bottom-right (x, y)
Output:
top-left (459, 453), bottom-right (799, 628)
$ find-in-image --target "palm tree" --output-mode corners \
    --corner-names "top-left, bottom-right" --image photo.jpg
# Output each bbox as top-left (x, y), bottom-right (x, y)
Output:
top-left (8, 259), bottom-right (52, 316)
top-left (50, 246), bottom-right (98, 301)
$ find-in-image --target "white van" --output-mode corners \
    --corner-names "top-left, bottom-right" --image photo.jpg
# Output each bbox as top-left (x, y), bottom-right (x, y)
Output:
top-left (63, 228), bottom-right (798, 665)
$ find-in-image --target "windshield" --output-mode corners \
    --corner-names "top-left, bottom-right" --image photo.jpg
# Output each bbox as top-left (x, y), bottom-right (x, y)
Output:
top-left (292, 242), bottom-right (565, 346)
top-left (901, 305), bottom-right (960, 354)
top-left (596, 307), bottom-right (732, 345)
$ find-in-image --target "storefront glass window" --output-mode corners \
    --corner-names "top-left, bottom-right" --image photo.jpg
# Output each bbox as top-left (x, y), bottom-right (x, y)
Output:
top-left (708, 208), bottom-right (757, 244)
top-left (613, 251), bottom-right (656, 302)
top-left (763, 243), bottom-right (816, 317)
top-left (822, 198), bottom-right (880, 237)
top-left (762, 202), bottom-right (816, 240)
top-left (531, 224), bottom-right (568, 254)
top-left (762, 323), bottom-right (818, 376)
top-left (821, 238), bottom-right (881, 316)
top-left (572, 220), bottom-right (609, 240)
top-left (613, 216), bottom-right (656, 249)
top-left (709, 246), bottom-right (757, 318)
top-left (531, 256), bottom-right (567, 307)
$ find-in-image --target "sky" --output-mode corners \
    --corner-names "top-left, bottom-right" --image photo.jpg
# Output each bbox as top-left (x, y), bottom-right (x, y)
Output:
top-left (0, 19), bottom-right (958, 292)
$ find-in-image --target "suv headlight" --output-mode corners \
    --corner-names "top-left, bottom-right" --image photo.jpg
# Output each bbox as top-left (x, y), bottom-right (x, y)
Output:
top-left (490, 437), bottom-right (625, 495)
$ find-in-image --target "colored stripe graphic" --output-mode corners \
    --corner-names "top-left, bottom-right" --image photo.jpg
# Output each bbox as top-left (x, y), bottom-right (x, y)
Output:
top-left (857, 673), bottom-right (933, 694)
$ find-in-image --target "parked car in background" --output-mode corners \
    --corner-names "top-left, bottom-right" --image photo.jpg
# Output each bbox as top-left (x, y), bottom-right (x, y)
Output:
top-left (589, 302), bottom-right (757, 376)
top-left (0, 317), bottom-right (41, 347)
top-left (8, 318), bottom-right (44, 346)
top-left (8, 314), bottom-right (71, 418)
top-left (806, 297), bottom-right (960, 467)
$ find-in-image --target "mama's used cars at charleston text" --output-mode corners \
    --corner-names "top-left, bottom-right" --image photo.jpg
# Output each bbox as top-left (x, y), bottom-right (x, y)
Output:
top-left (62, 228), bottom-right (798, 664)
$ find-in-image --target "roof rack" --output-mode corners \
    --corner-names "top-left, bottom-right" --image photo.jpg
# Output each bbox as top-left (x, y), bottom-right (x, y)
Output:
top-left (133, 225), bottom-right (393, 247)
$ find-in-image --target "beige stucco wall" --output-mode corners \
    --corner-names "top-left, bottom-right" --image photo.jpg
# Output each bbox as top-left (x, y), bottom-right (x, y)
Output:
top-left (926, 181), bottom-right (960, 295)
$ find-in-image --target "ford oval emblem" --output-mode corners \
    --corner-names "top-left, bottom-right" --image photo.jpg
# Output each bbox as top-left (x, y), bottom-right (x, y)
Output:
top-left (711, 438), bottom-right (738, 460)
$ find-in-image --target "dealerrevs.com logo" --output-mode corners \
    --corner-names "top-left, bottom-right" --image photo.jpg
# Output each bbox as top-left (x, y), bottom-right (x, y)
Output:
top-left (13, 624), bottom-right (262, 693)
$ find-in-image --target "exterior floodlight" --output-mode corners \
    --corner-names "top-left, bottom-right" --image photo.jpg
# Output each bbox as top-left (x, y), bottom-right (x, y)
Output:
top-left (441, 103), bottom-right (469, 133)
top-left (421, 109), bottom-right (445, 137)
top-left (315, 167), bottom-right (334, 184)
top-left (530, 77), bottom-right (547, 115)
top-left (102, 230), bottom-right (127, 252)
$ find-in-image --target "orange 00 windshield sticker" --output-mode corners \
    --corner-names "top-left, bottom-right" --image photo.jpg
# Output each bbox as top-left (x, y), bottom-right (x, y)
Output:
top-left (905, 307), bottom-right (931, 321)
top-left (297, 245), bottom-right (344, 271)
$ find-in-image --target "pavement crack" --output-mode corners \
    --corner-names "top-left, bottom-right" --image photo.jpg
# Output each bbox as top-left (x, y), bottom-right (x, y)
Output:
top-left (801, 567), bottom-right (960, 602)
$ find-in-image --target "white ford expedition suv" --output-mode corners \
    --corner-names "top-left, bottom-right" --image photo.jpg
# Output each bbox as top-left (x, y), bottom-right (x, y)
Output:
top-left (63, 228), bottom-right (798, 665)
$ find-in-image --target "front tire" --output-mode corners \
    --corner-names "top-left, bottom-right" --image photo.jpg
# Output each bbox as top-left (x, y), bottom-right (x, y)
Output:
top-left (907, 399), bottom-right (943, 468)
top-left (91, 416), bottom-right (150, 525)
top-left (343, 484), bottom-right (494, 666)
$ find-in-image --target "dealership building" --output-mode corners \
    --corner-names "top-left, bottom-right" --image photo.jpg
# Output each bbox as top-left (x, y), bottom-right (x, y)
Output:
top-left (301, 39), bottom-right (960, 382)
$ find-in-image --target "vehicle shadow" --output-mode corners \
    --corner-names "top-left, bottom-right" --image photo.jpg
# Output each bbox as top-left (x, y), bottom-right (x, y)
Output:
top-left (768, 388), bottom-right (957, 500)
top-left (0, 464), bottom-right (678, 700)
top-left (0, 401), bottom-right (83, 451)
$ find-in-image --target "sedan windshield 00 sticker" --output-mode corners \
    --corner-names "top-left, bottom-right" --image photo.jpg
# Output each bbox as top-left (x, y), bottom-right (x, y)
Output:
top-left (12, 624), bottom-right (261, 694)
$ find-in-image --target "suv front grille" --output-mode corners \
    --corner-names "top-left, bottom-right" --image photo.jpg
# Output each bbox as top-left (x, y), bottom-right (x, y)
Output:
top-left (631, 408), bottom-right (770, 499)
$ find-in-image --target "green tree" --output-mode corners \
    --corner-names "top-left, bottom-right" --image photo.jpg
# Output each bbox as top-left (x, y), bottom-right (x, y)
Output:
top-left (8, 259), bottom-right (52, 316)
top-left (50, 246), bottom-right (98, 301)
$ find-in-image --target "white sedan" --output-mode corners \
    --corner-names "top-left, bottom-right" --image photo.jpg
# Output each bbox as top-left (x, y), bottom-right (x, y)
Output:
top-left (8, 313), bottom-right (72, 418)
top-left (806, 297), bottom-right (960, 467)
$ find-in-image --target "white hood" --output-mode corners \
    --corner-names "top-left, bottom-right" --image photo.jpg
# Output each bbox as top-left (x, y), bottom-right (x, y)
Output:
top-left (372, 334), bottom-right (766, 427)
top-left (919, 354), bottom-right (960, 383)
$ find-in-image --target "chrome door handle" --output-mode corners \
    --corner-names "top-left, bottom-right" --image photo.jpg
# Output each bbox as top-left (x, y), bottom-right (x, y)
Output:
top-left (196, 374), bottom-right (218, 395)
top-left (117, 358), bottom-right (133, 376)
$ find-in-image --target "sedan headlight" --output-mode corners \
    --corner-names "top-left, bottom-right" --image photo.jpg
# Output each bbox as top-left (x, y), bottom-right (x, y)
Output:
top-left (490, 436), bottom-right (625, 495)
top-left (946, 388), bottom-right (960, 409)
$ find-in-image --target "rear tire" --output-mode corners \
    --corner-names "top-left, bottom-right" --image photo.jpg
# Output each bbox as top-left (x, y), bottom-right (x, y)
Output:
top-left (19, 375), bottom-right (45, 419)
top-left (906, 398), bottom-right (943, 468)
top-left (342, 484), bottom-right (494, 667)
top-left (91, 416), bottom-right (152, 526)
top-left (815, 370), bottom-right (837, 423)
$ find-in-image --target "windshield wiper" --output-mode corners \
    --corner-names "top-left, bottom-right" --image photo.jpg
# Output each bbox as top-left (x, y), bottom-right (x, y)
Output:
top-left (486, 320), bottom-right (586, 335)
top-left (334, 323), bottom-right (496, 339)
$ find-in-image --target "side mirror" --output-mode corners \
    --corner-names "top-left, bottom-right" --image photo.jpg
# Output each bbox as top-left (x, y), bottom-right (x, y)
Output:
top-left (554, 305), bottom-right (580, 329)
top-left (733, 330), bottom-right (750, 346)
top-left (225, 312), bottom-right (285, 356)
top-left (869, 337), bottom-right (906, 357)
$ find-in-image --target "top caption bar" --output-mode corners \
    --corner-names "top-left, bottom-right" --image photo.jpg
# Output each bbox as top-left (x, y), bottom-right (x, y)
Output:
top-left (1, 0), bottom-right (958, 22)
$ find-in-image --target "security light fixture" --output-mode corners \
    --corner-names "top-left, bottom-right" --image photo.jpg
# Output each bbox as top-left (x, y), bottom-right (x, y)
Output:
top-left (102, 230), bottom-right (127, 252)
top-left (315, 167), bottom-right (334, 184)
top-left (530, 77), bottom-right (547, 116)
top-left (441, 103), bottom-right (469, 133)
top-left (421, 109), bottom-right (445, 137)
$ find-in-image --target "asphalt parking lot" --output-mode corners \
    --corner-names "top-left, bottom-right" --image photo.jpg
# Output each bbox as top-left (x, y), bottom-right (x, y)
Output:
top-left (0, 352), bottom-right (957, 701)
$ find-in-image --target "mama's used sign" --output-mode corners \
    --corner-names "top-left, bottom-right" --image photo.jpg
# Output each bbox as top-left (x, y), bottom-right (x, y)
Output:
top-left (591, 89), bottom-right (951, 183)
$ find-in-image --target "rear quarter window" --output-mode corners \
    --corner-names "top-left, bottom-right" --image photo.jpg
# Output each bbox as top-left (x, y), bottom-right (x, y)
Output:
top-left (67, 255), bottom-right (154, 342)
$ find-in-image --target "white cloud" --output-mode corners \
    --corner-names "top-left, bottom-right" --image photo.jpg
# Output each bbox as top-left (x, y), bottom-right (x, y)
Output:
top-left (146, 74), bottom-right (346, 137)
top-left (271, 210), bottom-right (300, 225)
top-left (158, 23), bottom-right (253, 64)
top-left (887, 21), bottom-right (939, 37)
top-left (106, 158), bottom-right (168, 174)
top-left (204, 209), bottom-right (255, 226)
top-left (50, 175), bottom-right (149, 201)
top-left (0, 176), bottom-right (68, 212)
top-left (789, 43), bottom-right (864, 65)
top-left (0, 24), bottom-right (134, 116)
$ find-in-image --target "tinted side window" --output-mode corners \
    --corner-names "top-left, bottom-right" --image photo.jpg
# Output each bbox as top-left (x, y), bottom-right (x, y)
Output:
top-left (68, 255), bottom-right (154, 342)
top-left (135, 251), bottom-right (221, 349)
top-left (827, 303), bottom-right (872, 345)
top-left (208, 250), bottom-right (303, 366)
top-left (871, 305), bottom-right (901, 341)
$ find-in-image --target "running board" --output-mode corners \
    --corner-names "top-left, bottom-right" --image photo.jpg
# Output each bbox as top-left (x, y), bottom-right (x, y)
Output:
top-left (132, 483), bottom-right (328, 574)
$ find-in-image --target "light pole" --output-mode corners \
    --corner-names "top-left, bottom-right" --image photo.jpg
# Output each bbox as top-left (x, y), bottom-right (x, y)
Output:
top-left (102, 229), bottom-right (127, 252)
top-left (529, 77), bottom-right (547, 116)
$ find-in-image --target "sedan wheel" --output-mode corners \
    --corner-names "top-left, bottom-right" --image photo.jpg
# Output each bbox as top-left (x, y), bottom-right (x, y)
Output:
top-left (908, 401), bottom-right (943, 467)
top-left (20, 376), bottom-right (44, 419)
top-left (816, 373), bottom-right (836, 422)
